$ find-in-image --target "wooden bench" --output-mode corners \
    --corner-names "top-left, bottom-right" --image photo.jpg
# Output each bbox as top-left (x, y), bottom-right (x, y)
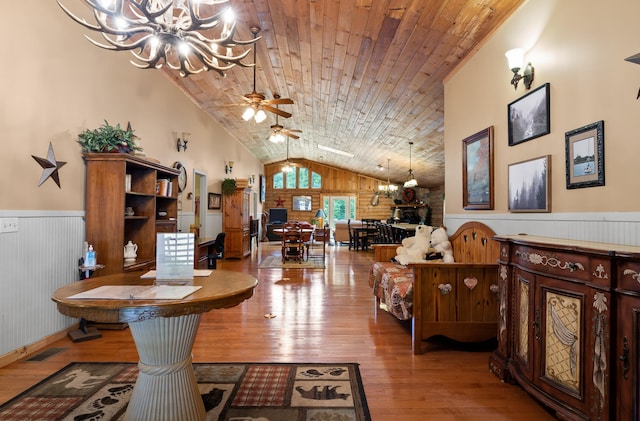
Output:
top-left (370, 221), bottom-right (500, 354)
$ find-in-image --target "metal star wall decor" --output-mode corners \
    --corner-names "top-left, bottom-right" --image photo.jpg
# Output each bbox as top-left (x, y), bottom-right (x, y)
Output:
top-left (32, 142), bottom-right (66, 188)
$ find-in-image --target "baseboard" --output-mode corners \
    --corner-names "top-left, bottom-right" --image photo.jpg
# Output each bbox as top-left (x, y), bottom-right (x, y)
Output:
top-left (0, 327), bottom-right (71, 368)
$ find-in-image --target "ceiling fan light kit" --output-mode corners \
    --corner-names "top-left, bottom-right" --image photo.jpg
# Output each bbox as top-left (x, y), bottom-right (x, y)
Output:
top-left (240, 27), bottom-right (294, 123)
top-left (57, 0), bottom-right (260, 78)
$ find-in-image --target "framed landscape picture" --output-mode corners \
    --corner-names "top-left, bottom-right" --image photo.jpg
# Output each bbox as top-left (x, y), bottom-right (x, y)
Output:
top-left (260, 175), bottom-right (266, 203)
top-left (462, 126), bottom-right (494, 210)
top-left (565, 120), bottom-right (604, 189)
top-left (292, 195), bottom-right (312, 211)
top-left (508, 83), bottom-right (551, 146)
top-left (508, 155), bottom-right (551, 212)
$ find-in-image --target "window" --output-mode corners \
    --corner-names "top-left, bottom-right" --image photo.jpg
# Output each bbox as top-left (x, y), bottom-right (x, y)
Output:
top-left (273, 172), bottom-right (284, 189)
top-left (311, 171), bottom-right (322, 188)
top-left (285, 169), bottom-right (296, 188)
top-left (298, 168), bottom-right (309, 188)
top-left (272, 167), bottom-right (323, 190)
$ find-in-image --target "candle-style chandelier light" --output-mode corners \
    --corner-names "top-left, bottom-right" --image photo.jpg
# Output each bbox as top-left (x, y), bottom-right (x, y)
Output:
top-left (378, 158), bottom-right (398, 197)
top-left (57, 0), bottom-right (259, 77)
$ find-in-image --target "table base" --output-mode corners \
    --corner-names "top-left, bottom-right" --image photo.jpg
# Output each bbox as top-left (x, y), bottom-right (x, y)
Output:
top-left (124, 313), bottom-right (205, 421)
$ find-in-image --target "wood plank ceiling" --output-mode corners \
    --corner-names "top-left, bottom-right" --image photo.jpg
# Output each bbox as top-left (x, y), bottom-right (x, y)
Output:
top-left (162, 0), bottom-right (524, 188)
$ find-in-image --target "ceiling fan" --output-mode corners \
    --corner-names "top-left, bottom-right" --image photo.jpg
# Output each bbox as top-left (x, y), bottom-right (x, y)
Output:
top-left (269, 95), bottom-right (302, 143)
top-left (241, 27), bottom-right (294, 123)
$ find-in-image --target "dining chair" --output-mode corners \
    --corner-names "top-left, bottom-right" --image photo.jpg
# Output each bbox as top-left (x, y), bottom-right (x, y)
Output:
top-left (306, 227), bottom-right (328, 261)
top-left (281, 223), bottom-right (305, 263)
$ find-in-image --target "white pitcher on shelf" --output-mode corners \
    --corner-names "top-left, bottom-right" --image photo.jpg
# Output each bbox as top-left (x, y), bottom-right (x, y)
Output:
top-left (124, 240), bottom-right (138, 261)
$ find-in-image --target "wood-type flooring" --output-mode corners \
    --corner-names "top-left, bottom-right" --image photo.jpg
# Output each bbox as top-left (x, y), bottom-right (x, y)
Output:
top-left (0, 241), bottom-right (555, 420)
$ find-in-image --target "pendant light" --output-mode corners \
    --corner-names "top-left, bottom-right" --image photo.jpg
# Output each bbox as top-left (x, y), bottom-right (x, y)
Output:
top-left (403, 142), bottom-right (418, 188)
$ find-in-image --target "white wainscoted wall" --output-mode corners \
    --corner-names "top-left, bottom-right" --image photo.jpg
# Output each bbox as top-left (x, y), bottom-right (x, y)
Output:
top-left (445, 212), bottom-right (640, 246)
top-left (0, 210), bottom-right (85, 358)
top-left (0, 210), bottom-right (225, 360)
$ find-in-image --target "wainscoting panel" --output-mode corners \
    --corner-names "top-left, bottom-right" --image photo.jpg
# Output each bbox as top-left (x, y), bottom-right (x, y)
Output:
top-left (446, 212), bottom-right (640, 246)
top-left (0, 211), bottom-right (84, 358)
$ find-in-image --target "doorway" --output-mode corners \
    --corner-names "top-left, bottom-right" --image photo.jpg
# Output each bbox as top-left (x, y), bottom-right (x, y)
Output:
top-left (193, 169), bottom-right (207, 238)
top-left (324, 195), bottom-right (356, 229)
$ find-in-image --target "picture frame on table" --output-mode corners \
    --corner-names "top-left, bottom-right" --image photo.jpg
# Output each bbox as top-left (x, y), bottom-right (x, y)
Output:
top-left (292, 195), bottom-right (312, 211)
top-left (508, 83), bottom-right (551, 146)
top-left (508, 155), bottom-right (551, 212)
top-left (462, 126), bottom-right (494, 210)
top-left (208, 192), bottom-right (221, 210)
top-left (565, 120), bottom-right (604, 189)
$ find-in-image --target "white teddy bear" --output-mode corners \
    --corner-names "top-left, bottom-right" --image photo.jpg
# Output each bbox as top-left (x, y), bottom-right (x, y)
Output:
top-left (429, 226), bottom-right (454, 263)
top-left (394, 225), bottom-right (432, 265)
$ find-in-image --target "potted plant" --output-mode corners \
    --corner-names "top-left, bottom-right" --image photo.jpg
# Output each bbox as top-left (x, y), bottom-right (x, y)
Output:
top-left (77, 120), bottom-right (142, 153)
top-left (221, 178), bottom-right (237, 195)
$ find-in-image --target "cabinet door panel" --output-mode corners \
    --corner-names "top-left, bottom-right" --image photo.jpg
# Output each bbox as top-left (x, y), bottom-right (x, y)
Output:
top-left (616, 295), bottom-right (640, 421)
top-left (513, 268), bottom-right (535, 381)
top-left (538, 282), bottom-right (583, 400)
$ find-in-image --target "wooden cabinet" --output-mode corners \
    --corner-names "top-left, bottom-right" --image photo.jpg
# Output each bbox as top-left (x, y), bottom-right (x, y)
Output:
top-left (84, 154), bottom-right (178, 276)
top-left (614, 256), bottom-right (640, 421)
top-left (223, 187), bottom-right (251, 259)
top-left (491, 236), bottom-right (612, 420)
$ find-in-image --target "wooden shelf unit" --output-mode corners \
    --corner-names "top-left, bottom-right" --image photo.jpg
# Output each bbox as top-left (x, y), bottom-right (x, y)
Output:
top-left (84, 154), bottom-right (179, 276)
top-left (223, 187), bottom-right (251, 259)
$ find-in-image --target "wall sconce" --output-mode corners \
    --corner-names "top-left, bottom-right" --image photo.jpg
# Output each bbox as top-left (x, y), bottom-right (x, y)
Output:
top-left (225, 161), bottom-right (234, 174)
top-left (176, 132), bottom-right (190, 152)
top-left (249, 174), bottom-right (255, 185)
top-left (505, 48), bottom-right (534, 90)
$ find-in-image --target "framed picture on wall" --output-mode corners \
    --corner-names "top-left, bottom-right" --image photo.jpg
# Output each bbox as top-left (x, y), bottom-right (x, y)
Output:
top-left (462, 126), bottom-right (494, 210)
top-left (508, 83), bottom-right (551, 146)
top-left (260, 175), bottom-right (266, 203)
top-left (508, 155), bottom-right (551, 212)
top-left (292, 195), bottom-right (312, 211)
top-left (565, 120), bottom-right (604, 189)
top-left (208, 192), bottom-right (221, 210)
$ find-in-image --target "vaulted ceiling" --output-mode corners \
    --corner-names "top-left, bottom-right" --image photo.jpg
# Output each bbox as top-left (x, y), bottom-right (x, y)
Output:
top-left (162, 0), bottom-right (523, 187)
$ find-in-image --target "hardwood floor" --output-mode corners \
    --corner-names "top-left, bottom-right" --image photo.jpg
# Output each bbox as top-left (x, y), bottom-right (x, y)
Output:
top-left (0, 241), bottom-right (555, 420)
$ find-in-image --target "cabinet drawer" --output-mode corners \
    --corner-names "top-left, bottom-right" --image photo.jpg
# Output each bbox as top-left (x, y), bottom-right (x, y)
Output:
top-left (156, 220), bottom-right (177, 233)
top-left (617, 260), bottom-right (640, 294)
top-left (512, 244), bottom-right (612, 287)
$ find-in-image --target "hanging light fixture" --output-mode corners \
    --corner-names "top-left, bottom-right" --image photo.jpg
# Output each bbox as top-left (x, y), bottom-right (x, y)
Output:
top-left (57, 0), bottom-right (259, 78)
top-left (241, 28), bottom-right (266, 123)
top-left (281, 137), bottom-right (294, 173)
top-left (378, 158), bottom-right (398, 197)
top-left (403, 142), bottom-right (418, 188)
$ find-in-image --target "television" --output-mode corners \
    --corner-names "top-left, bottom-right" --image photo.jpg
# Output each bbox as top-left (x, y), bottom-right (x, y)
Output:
top-left (269, 208), bottom-right (288, 224)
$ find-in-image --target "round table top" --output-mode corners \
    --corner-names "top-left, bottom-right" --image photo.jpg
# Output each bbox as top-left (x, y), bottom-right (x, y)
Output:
top-left (52, 270), bottom-right (258, 323)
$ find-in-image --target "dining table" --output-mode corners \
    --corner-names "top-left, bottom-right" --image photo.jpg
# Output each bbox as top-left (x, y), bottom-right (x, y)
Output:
top-left (52, 270), bottom-right (258, 421)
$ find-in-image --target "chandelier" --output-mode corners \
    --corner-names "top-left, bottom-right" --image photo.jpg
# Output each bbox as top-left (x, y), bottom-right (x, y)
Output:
top-left (403, 141), bottom-right (418, 188)
top-left (378, 158), bottom-right (398, 197)
top-left (57, 0), bottom-right (259, 78)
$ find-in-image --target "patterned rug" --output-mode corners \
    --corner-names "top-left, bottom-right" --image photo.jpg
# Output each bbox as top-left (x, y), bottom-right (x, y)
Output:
top-left (258, 255), bottom-right (325, 269)
top-left (0, 362), bottom-right (369, 421)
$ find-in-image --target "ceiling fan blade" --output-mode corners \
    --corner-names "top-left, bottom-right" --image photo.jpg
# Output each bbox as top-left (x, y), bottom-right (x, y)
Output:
top-left (285, 132), bottom-right (300, 139)
top-left (263, 104), bottom-right (292, 118)
top-left (265, 97), bottom-right (294, 105)
top-left (286, 129), bottom-right (302, 133)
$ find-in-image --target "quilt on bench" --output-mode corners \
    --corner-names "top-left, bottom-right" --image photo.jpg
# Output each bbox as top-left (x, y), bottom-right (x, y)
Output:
top-left (368, 261), bottom-right (413, 320)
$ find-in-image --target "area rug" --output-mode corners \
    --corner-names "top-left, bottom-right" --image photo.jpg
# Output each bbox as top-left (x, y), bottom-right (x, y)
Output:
top-left (0, 362), bottom-right (370, 421)
top-left (258, 255), bottom-right (325, 269)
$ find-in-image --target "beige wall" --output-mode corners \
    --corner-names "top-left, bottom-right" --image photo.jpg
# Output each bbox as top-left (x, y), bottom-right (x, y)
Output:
top-left (444, 0), bottom-right (640, 222)
top-left (1, 2), bottom-right (262, 212)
